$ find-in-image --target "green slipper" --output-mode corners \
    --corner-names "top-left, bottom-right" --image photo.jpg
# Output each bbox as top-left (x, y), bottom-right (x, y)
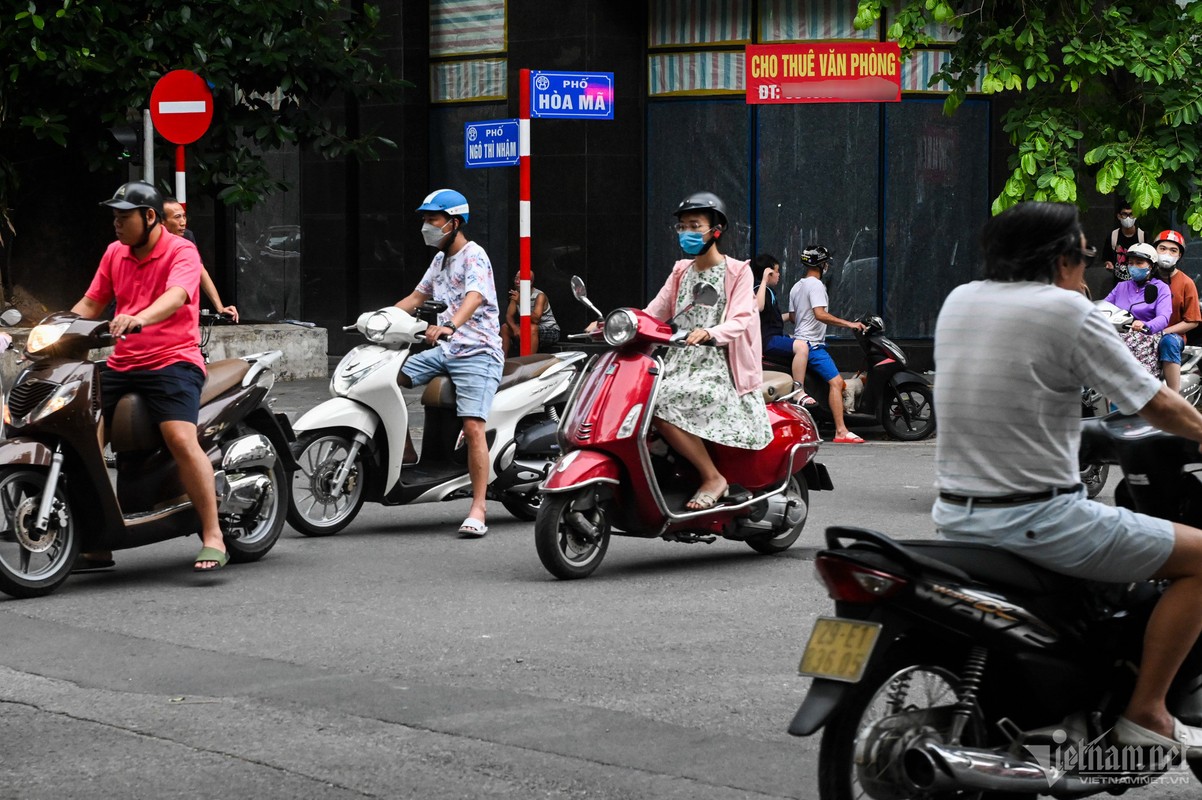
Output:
top-left (193, 546), bottom-right (229, 572)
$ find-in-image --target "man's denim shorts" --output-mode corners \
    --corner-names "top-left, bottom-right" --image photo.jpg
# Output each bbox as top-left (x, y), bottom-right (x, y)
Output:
top-left (1159, 332), bottom-right (1184, 364)
top-left (402, 347), bottom-right (503, 421)
top-left (806, 344), bottom-right (841, 382)
top-left (933, 487), bottom-right (1175, 583)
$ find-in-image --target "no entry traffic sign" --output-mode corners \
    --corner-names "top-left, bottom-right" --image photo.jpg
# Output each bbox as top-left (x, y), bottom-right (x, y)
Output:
top-left (149, 70), bottom-right (214, 145)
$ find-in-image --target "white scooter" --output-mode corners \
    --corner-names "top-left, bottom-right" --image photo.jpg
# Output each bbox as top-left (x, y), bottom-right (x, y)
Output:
top-left (287, 301), bottom-right (586, 535)
top-left (1094, 299), bottom-right (1202, 410)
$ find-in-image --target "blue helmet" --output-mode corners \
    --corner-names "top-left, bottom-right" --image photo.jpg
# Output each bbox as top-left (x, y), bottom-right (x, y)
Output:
top-left (416, 189), bottom-right (469, 224)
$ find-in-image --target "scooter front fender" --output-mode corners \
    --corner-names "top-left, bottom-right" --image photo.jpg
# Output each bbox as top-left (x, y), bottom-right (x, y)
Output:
top-left (541, 450), bottom-right (621, 493)
top-left (292, 397), bottom-right (380, 439)
top-left (0, 437), bottom-right (55, 468)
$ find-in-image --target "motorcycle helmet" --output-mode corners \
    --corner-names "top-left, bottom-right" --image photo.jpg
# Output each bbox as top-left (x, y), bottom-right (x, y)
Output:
top-left (674, 191), bottom-right (728, 229)
top-left (1153, 230), bottom-right (1187, 254)
top-left (799, 245), bottom-right (832, 269)
top-left (100, 181), bottom-right (164, 220)
top-left (1125, 242), bottom-right (1158, 266)
top-left (415, 188), bottom-right (470, 223)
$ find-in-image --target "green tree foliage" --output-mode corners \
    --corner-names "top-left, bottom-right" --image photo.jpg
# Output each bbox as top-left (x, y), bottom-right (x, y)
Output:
top-left (855, 0), bottom-right (1202, 231)
top-left (1, 0), bottom-right (409, 234)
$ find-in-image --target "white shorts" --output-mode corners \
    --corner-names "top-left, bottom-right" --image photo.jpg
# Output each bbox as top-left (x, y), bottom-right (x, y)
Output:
top-left (932, 487), bottom-right (1175, 583)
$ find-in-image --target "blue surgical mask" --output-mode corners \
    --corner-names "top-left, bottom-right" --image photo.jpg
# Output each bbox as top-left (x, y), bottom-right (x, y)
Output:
top-left (1129, 266), bottom-right (1150, 282)
top-left (678, 231), bottom-right (706, 255)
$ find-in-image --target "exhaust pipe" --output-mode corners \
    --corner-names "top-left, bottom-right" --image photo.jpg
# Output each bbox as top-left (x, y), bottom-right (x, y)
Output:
top-left (904, 739), bottom-right (1099, 797)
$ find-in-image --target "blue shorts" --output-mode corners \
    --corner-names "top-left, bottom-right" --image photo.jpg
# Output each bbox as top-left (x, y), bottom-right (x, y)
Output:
top-left (765, 335), bottom-right (797, 357)
top-left (932, 487), bottom-right (1175, 582)
top-left (1159, 332), bottom-right (1184, 364)
top-left (402, 347), bottom-right (503, 421)
top-left (805, 344), bottom-right (841, 382)
top-left (101, 362), bottom-right (206, 425)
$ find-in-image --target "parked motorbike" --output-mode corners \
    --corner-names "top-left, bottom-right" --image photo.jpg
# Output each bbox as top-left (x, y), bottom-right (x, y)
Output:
top-left (287, 302), bottom-right (585, 535)
top-left (762, 315), bottom-right (935, 441)
top-left (534, 277), bottom-right (832, 579)
top-left (0, 312), bottom-right (295, 599)
top-left (788, 413), bottom-right (1202, 798)
top-left (1079, 386), bottom-right (1109, 498)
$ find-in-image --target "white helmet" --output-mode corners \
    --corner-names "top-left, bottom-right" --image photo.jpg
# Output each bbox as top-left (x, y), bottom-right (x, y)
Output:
top-left (1126, 242), bottom-right (1158, 265)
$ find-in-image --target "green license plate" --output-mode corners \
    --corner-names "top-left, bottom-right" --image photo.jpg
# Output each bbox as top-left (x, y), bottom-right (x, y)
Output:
top-left (798, 617), bottom-right (881, 683)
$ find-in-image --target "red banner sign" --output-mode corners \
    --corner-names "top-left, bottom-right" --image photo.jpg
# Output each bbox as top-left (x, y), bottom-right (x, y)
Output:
top-left (745, 43), bottom-right (902, 104)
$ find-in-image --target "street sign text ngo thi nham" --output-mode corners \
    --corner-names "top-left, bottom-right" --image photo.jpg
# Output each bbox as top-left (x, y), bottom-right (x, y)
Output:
top-left (529, 71), bottom-right (614, 120)
top-left (464, 119), bottom-right (520, 169)
top-left (149, 69), bottom-right (214, 144)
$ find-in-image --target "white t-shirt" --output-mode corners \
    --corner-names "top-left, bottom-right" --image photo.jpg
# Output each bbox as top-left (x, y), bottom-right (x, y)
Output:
top-left (789, 276), bottom-right (829, 344)
top-left (934, 280), bottom-right (1161, 495)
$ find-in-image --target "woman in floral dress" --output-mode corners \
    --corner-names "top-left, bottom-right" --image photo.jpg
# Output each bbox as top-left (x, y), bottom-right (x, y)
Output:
top-left (644, 192), bottom-right (772, 510)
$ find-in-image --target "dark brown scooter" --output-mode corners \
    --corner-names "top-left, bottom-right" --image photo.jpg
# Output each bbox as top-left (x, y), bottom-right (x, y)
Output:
top-left (0, 312), bottom-right (296, 598)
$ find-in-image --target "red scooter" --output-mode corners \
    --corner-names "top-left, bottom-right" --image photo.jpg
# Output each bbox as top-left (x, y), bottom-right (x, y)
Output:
top-left (534, 277), bottom-right (832, 579)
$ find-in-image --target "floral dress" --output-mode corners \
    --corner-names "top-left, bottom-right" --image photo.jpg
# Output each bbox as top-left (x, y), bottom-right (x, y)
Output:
top-left (656, 262), bottom-right (773, 449)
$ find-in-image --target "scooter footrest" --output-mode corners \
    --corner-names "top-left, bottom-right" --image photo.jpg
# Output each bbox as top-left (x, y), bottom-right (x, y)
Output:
top-left (725, 485), bottom-right (751, 503)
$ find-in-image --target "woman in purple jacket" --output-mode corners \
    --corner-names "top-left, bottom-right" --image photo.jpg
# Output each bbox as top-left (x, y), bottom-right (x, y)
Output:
top-left (1104, 242), bottom-right (1171, 375)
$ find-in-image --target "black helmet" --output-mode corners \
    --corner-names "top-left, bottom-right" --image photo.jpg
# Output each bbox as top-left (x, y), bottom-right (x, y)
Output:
top-left (101, 181), bottom-right (164, 220)
top-left (674, 191), bottom-right (728, 228)
top-left (800, 245), bottom-right (831, 269)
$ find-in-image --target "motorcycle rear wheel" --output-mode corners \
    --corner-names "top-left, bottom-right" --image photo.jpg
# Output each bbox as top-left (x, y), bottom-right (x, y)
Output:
top-left (501, 490), bottom-right (541, 522)
top-left (745, 475), bottom-right (808, 554)
top-left (818, 648), bottom-right (1033, 800)
top-left (881, 382), bottom-right (936, 441)
top-left (224, 443), bottom-right (289, 563)
top-left (534, 489), bottom-right (610, 579)
top-left (0, 468), bottom-right (79, 599)
top-left (288, 430), bottom-right (369, 537)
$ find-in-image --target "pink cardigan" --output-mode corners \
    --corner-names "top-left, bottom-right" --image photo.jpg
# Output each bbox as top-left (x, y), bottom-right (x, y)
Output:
top-left (643, 256), bottom-right (764, 396)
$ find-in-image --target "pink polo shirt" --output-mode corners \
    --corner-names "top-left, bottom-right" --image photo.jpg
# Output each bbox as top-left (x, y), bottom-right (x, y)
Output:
top-left (85, 230), bottom-right (205, 373)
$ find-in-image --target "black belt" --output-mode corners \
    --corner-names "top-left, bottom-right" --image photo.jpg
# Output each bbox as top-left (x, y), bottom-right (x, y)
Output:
top-left (938, 484), bottom-right (1084, 507)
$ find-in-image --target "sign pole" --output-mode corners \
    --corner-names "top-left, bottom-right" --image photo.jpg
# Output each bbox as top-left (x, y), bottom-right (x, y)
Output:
top-left (143, 109), bottom-right (155, 183)
top-left (519, 68), bottom-right (532, 356)
top-left (175, 145), bottom-right (187, 209)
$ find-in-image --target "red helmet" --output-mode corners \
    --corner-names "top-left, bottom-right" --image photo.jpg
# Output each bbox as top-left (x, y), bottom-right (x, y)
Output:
top-left (1154, 230), bottom-right (1187, 254)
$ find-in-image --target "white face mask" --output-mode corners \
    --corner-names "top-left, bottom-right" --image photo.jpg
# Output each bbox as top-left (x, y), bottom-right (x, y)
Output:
top-left (421, 221), bottom-right (451, 247)
top-left (1120, 216), bottom-right (1135, 230)
top-left (1158, 253), bottom-right (1180, 269)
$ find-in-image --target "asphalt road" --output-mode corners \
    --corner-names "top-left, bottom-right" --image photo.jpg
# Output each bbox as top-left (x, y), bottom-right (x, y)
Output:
top-left (1, 380), bottom-right (1194, 798)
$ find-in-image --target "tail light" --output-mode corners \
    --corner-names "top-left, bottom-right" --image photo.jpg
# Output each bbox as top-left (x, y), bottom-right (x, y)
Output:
top-left (815, 554), bottom-right (907, 603)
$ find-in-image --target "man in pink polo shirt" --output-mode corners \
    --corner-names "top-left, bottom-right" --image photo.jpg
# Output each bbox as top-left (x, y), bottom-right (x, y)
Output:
top-left (70, 181), bottom-right (226, 572)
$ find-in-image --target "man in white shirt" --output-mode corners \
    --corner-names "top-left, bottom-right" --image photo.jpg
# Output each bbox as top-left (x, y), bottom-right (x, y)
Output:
top-left (933, 200), bottom-right (1202, 755)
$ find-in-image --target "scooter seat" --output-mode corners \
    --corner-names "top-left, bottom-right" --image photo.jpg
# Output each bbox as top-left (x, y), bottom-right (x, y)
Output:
top-left (760, 371), bottom-right (794, 403)
top-left (901, 540), bottom-right (1085, 596)
top-left (498, 354), bottom-right (558, 391)
top-left (421, 354), bottom-right (559, 409)
top-left (200, 358), bottom-right (251, 405)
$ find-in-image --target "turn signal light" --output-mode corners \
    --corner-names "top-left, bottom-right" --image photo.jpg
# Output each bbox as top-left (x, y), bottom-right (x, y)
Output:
top-left (814, 554), bottom-right (907, 603)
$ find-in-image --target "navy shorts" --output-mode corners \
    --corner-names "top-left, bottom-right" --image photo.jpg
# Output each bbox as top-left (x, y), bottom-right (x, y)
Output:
top-left (765, 335), bottom-right (797, 357)
top-left (101, 362), bottom-right (206, 425)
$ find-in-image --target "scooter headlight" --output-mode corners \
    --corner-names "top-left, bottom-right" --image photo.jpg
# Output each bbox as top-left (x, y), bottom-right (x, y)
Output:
top-left (603, 309), bottom-right (638, 346)
top-left (26, 322), bottom-right (70, 353)
top-left (364, 311), bottom-right (391, 343)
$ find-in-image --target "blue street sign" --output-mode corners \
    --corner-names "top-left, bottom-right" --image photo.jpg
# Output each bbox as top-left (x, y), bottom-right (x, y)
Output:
top-left (529, 71), bottom-right (614, 120)
top-left (464, 118), bottom-right (520, 169)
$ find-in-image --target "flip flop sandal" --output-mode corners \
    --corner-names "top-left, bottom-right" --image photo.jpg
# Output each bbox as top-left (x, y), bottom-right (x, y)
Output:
top-left (193, 546), bottom-right (230, 572)
top-left (458, 517), bottom-right (489, 538)
top-left (832, 432), bottom-right (866, 444)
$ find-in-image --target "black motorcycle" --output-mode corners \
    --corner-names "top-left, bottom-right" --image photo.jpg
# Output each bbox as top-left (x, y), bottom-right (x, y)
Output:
top-left (763, 315), bottom-right (934, 441)
top-left (789, 413), bottom-right (1202, 799)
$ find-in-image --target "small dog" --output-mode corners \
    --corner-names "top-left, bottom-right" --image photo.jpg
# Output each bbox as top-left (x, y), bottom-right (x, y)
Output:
top-left (842, 371), bottom-right (866, 412)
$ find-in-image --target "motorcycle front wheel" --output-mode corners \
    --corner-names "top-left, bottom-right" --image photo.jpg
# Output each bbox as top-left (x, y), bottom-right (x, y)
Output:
top-left (288, 430), bottom-right (369, 537)
top-left (0, 468), bottom-right (79, 599)
top-left (881, 382), bottom-right (936, 441)
top-left (534, 489), bottom-right (610, 579)
top-left (1080, 461), bottom-right (1109, 499)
